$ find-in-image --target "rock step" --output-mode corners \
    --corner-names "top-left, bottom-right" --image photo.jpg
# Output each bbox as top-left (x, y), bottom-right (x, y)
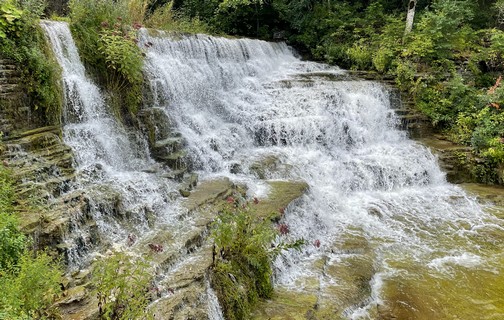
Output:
top-left (393, 108), bottom-right (413, 116)
top-left (151, 244), bottom-right (214, 319)
top-left (0, 68), bottom-right (21, 77)
top-left (0, 64), bottom-right (18, 71)
top-left (158, 149), bottom-right (189, 170)
top-left (0, 83), bottom-right (21, 93)
top-left (0, 92), bottom-right (23, 100)
top-left (4, 126), bottom-right (61, 140)
top-left (0, 77), bottom-right (22, 85)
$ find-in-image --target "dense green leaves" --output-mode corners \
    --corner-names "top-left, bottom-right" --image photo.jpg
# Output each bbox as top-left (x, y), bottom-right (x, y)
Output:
top-left (69, 0), bottom-right (144, 120)
top-left (92, 252), bottom-right (153, 320)
top-left (0, 252), bottom-right (62, 319)
top-left (0, 1), bottom-right (23, 39)
top-left (211, 197), bottom-right (303, 319)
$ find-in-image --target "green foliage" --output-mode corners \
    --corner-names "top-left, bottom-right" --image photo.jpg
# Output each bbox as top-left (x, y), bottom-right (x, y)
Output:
top-left (69, 0), bottom-right (144, 121)
top-left (346, 40), bottom-right (372, 70)
top-left (0, 0), bottom-right (62, 124)
top-left (145, 2), bottom-right (212, 34)
top-left (0, 167), bottom-right (25, 271)
top-left (0, 251), bottom-right (62, 319)
top-left (97, 21), bottom-right (144, 117)
top-left (15, 0), bottom-right (48, 19)
top-left (0, 0), bottom-right (23, 39)
top-left (92, 252), bottom-right (153, 320)
top-left (210, 197), bottom-right (303, 320)
top-left (0, 165), bottom-right (62, 319)
top-left (0, 214), bottom-right (26, 272)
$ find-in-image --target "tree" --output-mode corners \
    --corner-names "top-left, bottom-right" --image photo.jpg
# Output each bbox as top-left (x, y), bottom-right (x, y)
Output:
top-left (404, 0), bottom-right (417, 36)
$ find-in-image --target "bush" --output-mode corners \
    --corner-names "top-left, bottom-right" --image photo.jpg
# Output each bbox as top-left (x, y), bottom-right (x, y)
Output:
top-left (92, 252), bottom-right (153, 320)
top-left (346, 40), bottom-right (372, 70)
top-left (210, 197), bottom-right (303, 320)
top-left (145, 3), bottom-right (212, 34)
top-left (69, 0), bottom-right (144, 121)
top-left (0, 251), bottom-right (62, 319)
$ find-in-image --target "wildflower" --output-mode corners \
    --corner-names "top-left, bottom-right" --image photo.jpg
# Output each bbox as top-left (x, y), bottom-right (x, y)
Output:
top-left (278, 223), bottom-right (289, 235)
top-left (313, 239), bottom-right (321, 248)
top-left (148, 243), bottom-right (163, 253)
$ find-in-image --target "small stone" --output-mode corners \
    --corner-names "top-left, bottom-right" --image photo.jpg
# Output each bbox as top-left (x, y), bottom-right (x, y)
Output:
top-left (179, 188), bottom-right (191, 197)
top-left (230, 163), bottom-right (242, 174)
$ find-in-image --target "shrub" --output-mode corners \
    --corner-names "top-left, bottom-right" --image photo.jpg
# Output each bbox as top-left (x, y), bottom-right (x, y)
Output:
top-left (69, 0), bottom-right (144, 121)
top-left (210, 197), bottom-right (303, 320)
top-left (0, 251), bottom-right (62, 319)
top-left (0, 0), bottom-right (23, 39)
top-left (92, 252), bottom-right (153, 320)
top-left (346, 40), bottom-right (372, 70)
top-left (145, 3), bottom-right (212, 34)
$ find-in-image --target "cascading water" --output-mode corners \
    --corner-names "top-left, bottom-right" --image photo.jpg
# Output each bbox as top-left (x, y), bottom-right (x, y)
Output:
top-left (140, 30), bottom-right (504, 319)
top-left (41, 21), bottom-right (183, 268)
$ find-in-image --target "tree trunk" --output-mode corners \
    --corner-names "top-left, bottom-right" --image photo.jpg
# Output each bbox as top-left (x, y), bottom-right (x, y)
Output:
top-left (404, 0), bottom-right (417, 36)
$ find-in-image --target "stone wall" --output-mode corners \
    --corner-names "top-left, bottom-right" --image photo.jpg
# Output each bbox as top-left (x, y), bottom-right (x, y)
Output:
top-left (0, 58), bottom-right (46, 137)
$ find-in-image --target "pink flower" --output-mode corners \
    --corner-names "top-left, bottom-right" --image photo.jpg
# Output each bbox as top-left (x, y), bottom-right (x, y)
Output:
top-left (313, 239), bottom-right (321, 248)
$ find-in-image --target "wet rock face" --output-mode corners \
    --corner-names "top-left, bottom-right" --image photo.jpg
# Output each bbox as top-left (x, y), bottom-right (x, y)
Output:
top-left (0, 126), bottom-right (76, 249)
top-left (0, 58), bottom-right (46, 136)
top-left (138, 107), bottom-right (191, 172)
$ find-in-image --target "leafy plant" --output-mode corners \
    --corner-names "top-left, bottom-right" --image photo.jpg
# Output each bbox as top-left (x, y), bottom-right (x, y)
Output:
top-left (98, 20), bottom-right (143, 87)
top-left (70, 0), bottom-right (144, 121)
top-left (145, 2), bottom-right (212, 34)
top-left (210, 197), bottom-right (303, 320)
top-left (0, 0), bottom-right (23, 39)
top-left (0, 166), bottom-right (62, 319)
top-left (0, 251), bottom-right (62, 319)
top-left (92, 252), bottom-right (153, 320)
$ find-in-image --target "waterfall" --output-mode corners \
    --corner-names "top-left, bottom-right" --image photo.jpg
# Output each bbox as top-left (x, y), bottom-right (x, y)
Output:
top-left (40, 20), bottom-right (504, 318)
top-left (41, 21), bottom-right (180, 268)
top-left (140, 30), bottom-right (504, 318)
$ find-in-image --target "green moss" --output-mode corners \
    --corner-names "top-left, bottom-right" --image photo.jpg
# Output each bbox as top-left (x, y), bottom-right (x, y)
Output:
top-left (0, 1), bottom-right (63, 126)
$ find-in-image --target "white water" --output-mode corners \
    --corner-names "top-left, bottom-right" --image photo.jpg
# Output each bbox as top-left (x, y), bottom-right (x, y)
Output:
top-left (41, 21), bottom-right (180, 268)
top-left (139, 30), bottom-right (504, 317)
top-left (40, 20), bottom-right (504, 317)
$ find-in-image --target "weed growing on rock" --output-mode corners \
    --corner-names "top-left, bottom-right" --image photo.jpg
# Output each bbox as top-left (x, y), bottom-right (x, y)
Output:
top-left (92, 252), bottom-right (153, 320)
top-left (210, 196), bottom-right (303, 320)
